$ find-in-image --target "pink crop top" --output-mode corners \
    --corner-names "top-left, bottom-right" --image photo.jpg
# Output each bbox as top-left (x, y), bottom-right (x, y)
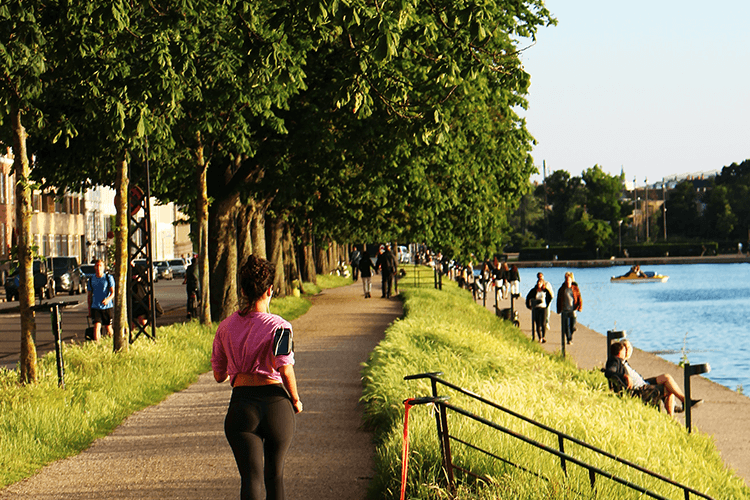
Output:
top-left (211, 311), bottom-right (295, 385)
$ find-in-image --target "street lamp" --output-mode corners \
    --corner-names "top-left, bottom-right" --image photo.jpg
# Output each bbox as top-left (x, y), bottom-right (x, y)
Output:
top-left (633, 177), bottom-right (640, 243)
top-left (662, 180), bottom-right (668, 240)
top-left (645, 178), bottom-right (649, 242)
top-left (618, 220), bottom-right (623, 256)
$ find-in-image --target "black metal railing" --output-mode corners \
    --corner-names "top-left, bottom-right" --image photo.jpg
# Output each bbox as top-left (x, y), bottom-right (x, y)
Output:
top-left (397, 264), bottom-right (442, 290)
top-left (404, 372), bottom-right (715, 500)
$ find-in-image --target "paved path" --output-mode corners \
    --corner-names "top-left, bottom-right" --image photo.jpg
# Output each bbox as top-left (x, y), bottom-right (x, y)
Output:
top-left (481, 284), bottom-right (750, 487)
top-left (1, 278), bottom-right (402, 499)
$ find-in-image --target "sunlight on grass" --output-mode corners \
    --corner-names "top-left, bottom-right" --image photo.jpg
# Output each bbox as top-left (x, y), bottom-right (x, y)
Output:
top-left (0, 272), bottom-right (351, 488)
top-left (0, 321), bottom-right (214, 488)
top-left (361, 281), bottom-right (750, 499)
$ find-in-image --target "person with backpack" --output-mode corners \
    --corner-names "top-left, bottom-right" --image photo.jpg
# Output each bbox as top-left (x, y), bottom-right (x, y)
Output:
top-left (87, 259), bottom-right (115, 341)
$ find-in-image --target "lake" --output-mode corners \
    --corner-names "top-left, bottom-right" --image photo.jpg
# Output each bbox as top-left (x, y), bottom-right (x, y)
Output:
top-left (515, 263), bottom-right (750, 393)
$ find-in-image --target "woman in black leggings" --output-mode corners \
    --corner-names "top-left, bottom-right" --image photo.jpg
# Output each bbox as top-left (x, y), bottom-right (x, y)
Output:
top-left (212, 255), bottom-right (303, 500)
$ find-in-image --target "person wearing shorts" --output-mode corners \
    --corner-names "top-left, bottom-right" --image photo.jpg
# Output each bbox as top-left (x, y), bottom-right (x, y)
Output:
top-left (87, 259), bottom-right (115, 341)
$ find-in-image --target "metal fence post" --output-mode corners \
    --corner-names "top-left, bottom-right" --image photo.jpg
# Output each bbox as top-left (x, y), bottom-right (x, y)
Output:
top-left (684, 363), bottom-right (710, 433)
top-left (51, 304), bottom-right (65, 389)
top-left (607, 330), bottom-right (627, 358)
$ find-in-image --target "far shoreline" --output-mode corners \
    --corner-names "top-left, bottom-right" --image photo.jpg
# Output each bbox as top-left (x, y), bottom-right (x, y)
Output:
top-left (510, 253), bottom-right (750, 268)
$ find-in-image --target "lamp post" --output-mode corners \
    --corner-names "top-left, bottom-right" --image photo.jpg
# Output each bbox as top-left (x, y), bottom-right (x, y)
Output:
top-left (662, 180), bottom-right (667, 240)
top-left (634, 177), bottom-right (639, 243)
top-left (618, 220), bottom-right (623, 256)
top-left (645, 178), bottom-right (649, 242)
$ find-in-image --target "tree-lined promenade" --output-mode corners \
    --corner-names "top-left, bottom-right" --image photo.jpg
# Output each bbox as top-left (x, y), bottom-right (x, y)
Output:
top-left (1, 1), bottom-right (556, 382)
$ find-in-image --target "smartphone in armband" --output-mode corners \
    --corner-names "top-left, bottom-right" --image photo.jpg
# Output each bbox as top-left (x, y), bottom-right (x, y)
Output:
top-left (273, 328), bottom-right (293, 356)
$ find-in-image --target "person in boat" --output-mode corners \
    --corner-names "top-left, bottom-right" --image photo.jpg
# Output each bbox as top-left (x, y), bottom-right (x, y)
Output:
top-left (630, 264), bottom-right (645, 277)
top-left (605, 340), bottom-right (702, 416)
top-left (556, 272), bottom-right (582, 345)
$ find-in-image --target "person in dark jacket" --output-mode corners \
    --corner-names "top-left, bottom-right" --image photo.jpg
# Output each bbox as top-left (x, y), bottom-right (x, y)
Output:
top-left (358, 249), bottom-right (377, 298)
top-left (375, 245), bottom-right (398, 298)
top-left (526, 276), bottom-right (553, 342)
top-left (349, 247), bottom-right (362, 282)
top-left (556, 271), bottom-right (582, 345)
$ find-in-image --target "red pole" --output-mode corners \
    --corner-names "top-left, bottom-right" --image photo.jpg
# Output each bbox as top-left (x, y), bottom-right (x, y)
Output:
top-left (400, 399), bottom-right (417, 500)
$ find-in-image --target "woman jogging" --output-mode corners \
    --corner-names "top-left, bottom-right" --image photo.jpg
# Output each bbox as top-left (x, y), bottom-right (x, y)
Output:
top-left (211, 254), bottom-right (303, 500)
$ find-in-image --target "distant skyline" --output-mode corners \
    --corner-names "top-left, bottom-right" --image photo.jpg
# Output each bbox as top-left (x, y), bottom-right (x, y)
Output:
top-left (519, 1), bottom-right (749, 187)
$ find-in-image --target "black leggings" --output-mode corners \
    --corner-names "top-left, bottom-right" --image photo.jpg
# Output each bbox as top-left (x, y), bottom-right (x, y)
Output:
top-left (225, 385), bottom-right (295, 500)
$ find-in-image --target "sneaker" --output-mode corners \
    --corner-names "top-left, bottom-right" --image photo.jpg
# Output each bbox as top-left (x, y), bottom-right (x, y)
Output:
top-left (541, 338), bottom-right (547, 343)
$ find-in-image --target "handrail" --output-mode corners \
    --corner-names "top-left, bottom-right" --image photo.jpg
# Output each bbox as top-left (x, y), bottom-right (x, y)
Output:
top-left (405, 372), bottom-right (715, 500)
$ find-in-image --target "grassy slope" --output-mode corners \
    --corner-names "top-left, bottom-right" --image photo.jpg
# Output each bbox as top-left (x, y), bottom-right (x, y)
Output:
top-left (361, 281), bottom-right (750, 499)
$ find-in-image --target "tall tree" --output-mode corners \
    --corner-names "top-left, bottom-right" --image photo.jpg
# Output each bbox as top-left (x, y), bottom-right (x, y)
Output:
top-left (666, 180), bottom-right (702, 239)
top-left (27, 1), bottom-right (186, 349)
top-left (582, 165), bottom-right (625, 227)
top-left (0, 0), bottom-right (48, 383)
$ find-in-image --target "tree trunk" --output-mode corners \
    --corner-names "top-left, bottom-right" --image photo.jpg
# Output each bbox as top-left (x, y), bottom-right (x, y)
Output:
top-left (195, 134), bottom-right (211, 325)
top-left (236, 203), bottom-right (253, 268)
top-left (112, 158), bottom-right (129, 352)
top-left (316, 243), bottom-right (327, 276)
top-left (300, 224), bottom-right (317, 285)
top-left (282, 223), bottom-right (299, 294)
top-left (249, 198), bottom-right (267, 259)
top-left (327, 240), bottom-right (336, 272)
top-left (266, 214), bottom-right (286, 296)
top-left (12, 105), bottom-right (37, 384)
top-left (208, 192), bottom-right (240, 321)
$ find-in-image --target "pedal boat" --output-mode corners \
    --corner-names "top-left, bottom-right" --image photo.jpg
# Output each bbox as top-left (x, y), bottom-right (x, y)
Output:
top-left (610, 271), bottom-right (669, 283)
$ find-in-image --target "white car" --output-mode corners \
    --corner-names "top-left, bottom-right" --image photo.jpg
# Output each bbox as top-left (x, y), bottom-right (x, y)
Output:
top-left (168, 259), bottom-right (187, 278)
top-left (397, 246), bottom-right (411, 264)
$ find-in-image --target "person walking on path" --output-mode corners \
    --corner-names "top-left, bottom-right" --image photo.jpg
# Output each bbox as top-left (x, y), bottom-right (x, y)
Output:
top-left (211, 255), bottom-right (303, 500)
top-left (375, 244), bottom-right (398, 298)
top-left (358, 249), bottom-right (376, 298)
top-left (87, 259), bottom-right (115, 341)
top-left (556, 271), bottom-right (582, 345)
top-left (349, 247), bottom-right (362, 282)
top-left (526, 276), bottom-right (552, 342)
top-left (536, 272), bottom-right (555, 331)
top-left (508, 264), bottom-right (520, 298)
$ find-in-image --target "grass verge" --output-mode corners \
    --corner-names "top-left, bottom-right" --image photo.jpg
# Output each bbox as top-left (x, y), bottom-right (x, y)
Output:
top-left (0, 321), bottom-right (215, 488)
top-left (361, 281), bottom-right (750, 499)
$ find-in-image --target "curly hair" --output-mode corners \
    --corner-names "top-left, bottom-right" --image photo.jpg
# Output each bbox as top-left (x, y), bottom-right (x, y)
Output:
top-left (239, 254), bottom-right (275, 311)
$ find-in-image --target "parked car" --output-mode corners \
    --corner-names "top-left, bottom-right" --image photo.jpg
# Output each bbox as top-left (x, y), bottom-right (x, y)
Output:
top-left (167, 258), bottom-right (187, 278)
top-left (4, 259), bottom-right (56, 301)
top-left (133, 260), bottom-right (159, 283)
top-left (154, 261), bottom-right (174, 280)
top-left (50, 256), bottom-right (85, 295)
top-left (79, 264), bottom-right (97, 284)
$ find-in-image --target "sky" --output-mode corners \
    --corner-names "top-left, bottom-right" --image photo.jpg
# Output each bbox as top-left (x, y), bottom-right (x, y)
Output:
top-left (518, 0), bottom-right (750, 187)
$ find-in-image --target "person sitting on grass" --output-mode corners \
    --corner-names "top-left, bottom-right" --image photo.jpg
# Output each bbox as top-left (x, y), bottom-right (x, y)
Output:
top-left (606, 340), bottom-right (703, 416)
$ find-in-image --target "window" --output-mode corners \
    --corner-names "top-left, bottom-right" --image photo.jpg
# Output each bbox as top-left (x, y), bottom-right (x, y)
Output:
top-left (0, 173), bottom-right (5, 204)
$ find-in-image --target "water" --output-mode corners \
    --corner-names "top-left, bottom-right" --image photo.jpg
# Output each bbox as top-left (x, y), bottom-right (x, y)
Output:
top-left (516, 263), bottom-right (750, 393)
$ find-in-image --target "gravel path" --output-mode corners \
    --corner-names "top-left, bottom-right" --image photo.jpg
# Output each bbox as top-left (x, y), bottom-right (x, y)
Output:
top-left (1, 279), bottom-right (402, 499)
